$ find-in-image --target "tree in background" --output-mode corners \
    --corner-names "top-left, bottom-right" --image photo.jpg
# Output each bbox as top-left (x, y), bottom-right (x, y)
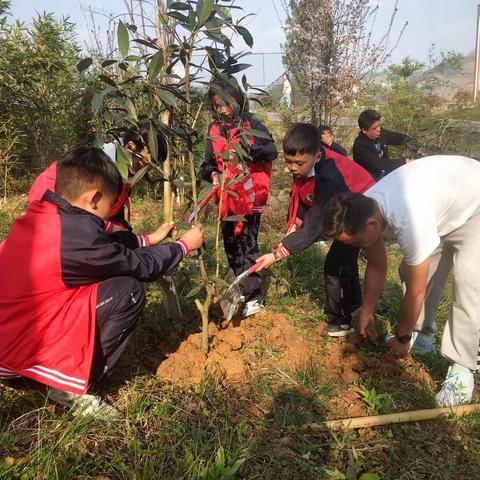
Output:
top-left (0, 1), bottom-right (89, 171)
top-left (282, 0), bottom-right (405, 125)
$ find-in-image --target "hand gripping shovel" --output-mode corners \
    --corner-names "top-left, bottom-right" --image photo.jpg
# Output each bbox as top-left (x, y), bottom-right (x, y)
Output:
top-left (220, 262), bottom-right (262, 321)
top-left (182, 185), bottom-right (219, 224)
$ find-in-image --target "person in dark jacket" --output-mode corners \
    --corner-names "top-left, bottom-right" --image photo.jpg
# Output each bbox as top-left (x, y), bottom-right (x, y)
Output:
top-left (352, 109), bottom-right (424, 181)
top-left (0, 147), bottom-right (204, 417)
top-left (319, 125), bottom-right (348, 156)
top-left (255, 123), bottom-right (375, 337)
top-left (199, 81), bottom-right (278, 317)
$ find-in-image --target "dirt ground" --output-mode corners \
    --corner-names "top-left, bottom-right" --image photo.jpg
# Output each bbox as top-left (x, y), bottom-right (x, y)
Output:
top-left (143, 309), bottom-right (435, 419)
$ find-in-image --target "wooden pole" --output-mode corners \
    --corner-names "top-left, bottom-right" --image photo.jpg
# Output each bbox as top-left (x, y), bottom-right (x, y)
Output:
top-left (305, 404), bottom-right (480, 431)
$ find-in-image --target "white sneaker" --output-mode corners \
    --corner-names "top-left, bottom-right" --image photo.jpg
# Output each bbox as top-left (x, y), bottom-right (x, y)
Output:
top-left (435, 364), bottom-right (474, 407)
top-left (327, 324), bottom-right (355, 337)
top-left (241, 299), bottom-right (264, 317)
top-left (48, 388), bottom-right (120, 419)
top-left (410, 331), bottom-right (437, 354)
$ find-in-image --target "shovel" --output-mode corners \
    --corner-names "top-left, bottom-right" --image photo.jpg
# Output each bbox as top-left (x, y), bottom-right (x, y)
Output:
top-left (220, 262), bottom-right (263, 321)
top-left (182, 185), bottom-right (219, 224)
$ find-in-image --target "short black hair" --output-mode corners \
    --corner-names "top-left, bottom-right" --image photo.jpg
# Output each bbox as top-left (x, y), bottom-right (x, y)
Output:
top-left (207, 79), bottom-right (249, 114)
top-left (55, 146), bottom-right (123, 201)
top-left (322, 192), bottom-right (377, 239)
top-left (122, 128), bottom-right (168, 162)
top-left (283, 123), bottom-right (321, 156)
top-left (318, 125), bottom-right (332, 135)
top-left (358, 109), bottom-right (382, 130)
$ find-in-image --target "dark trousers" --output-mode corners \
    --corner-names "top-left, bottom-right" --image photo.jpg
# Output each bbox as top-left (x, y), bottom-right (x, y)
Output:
top-left (324, 240), bottom-right (362, 325)
top-left (89, 276), bottom-right (145, 385)
top-left (221, 213), bottom-right (265, 302)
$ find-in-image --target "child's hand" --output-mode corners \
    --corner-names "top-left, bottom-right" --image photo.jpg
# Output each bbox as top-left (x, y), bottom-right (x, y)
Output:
top-left (286, 224), bottom-right (297, 236)
top-left (148, 221), bottom-right (175, 245)
top-left (255, 253), bottom-right (277, 271)
top-left (180, 224), bottom-right (204, 252)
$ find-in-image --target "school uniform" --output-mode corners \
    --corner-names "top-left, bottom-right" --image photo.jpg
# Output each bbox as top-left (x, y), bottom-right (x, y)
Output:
top-left (352, 129), bottom-right (415, 180)
top-left (274, 147), bottom-right (375, 326)
top-left (0, 191), bottom-right (189, 392)
top-left (200, 116), bottom-right (277, 302)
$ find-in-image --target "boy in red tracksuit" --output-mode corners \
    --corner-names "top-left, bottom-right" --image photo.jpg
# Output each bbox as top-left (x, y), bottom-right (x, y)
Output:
top-left (0, 147), bottom-right (204, 416)
top-left (200, 82), bottom-right (278, 317)
top-left (27, 128), bottom-right (168, 249)
top-left (256, 123), bottom-right (375, 336)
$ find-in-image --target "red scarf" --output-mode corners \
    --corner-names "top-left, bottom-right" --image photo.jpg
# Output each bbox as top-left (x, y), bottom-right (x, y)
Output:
top-left (286, 176), bottom-right (315, 232)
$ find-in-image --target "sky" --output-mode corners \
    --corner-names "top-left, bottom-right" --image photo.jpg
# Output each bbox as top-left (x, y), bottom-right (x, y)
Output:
top-left (8, 0), bottom-right (480, 87)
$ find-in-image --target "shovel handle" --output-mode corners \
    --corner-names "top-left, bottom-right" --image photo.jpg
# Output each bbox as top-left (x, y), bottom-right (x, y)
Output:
top-left (247, 262), bottom-right (263, 274)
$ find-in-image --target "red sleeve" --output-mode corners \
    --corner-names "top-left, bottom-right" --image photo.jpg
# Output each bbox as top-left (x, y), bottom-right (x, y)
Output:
top-left (27, 162), bottom-right (58, 205)
top-left (324, 148), bottom-right (375, 193)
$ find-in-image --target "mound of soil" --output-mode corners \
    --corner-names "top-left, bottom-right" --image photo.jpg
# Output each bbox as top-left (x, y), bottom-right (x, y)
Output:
top-left (154, 311), bottom-right (314, 385)
top-left (144, 309), bottom-right (435, 419)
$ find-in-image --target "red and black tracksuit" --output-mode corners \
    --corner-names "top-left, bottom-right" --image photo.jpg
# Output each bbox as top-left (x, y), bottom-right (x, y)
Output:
top-left (0, 191), bottom-right (189, 393)
top-left (200, 116), bottom-right (277, 302)
top-left (275, 147), bottom-right (375, 326)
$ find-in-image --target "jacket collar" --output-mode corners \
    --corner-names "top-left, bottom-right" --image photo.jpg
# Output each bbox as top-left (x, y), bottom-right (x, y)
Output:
top-left (41, 190), bottom-right (103, 224)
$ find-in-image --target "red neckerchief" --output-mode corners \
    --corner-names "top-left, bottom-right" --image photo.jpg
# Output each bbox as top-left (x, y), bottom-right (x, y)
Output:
top-left (286, 176), bottom-right (315, 232)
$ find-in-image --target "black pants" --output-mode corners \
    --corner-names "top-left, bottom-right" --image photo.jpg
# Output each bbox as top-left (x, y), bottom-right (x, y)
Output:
top-left (89, 276), bottom-right (145, 385)
top-left (221, 213), bottom-right (265, 302)
top-left (324, 240), bottom-right (362, 325)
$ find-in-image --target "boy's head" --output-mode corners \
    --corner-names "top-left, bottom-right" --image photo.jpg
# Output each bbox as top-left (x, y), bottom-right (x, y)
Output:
top-left (207, 80), bottom-right (248, 118)
top-left (358, 109), bottom-right (382, 140)
top-left (55, 146), bottom-right (123, 219)
top-left (318, 125), bottom-right (334, 147)
top-left (122, 128), bottom-right (168, 173)
top-left (322, 192), bottom-right (382, 248)
top-left (283, 123), bottom-right (321, 179)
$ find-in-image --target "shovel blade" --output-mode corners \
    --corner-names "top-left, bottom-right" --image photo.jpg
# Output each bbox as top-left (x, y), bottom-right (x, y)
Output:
top-left (219, 270), bottom-right (244, 320)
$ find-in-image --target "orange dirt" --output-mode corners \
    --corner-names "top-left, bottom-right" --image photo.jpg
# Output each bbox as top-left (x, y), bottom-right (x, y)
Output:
top-left (147, 309), bottom-right (435, 419)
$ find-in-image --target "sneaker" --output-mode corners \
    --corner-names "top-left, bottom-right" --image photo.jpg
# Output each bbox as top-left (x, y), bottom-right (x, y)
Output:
top-left (435, 364), bottom-right (474, 407)
top-left (410, 330), bottom-right (437, 355)
top-left (48, 387), bottom-right (120, 419)
top-left (327, 324), bottom-right (355, 337)
top-left (241, 299), bottom-right (264, 317)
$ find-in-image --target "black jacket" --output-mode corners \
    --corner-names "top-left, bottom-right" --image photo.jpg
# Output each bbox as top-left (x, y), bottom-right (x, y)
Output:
top-left (352, 129), bottom-right (413, 180)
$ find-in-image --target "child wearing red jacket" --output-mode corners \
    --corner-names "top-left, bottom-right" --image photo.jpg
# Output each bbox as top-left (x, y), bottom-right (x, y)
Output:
top-left (199, 82), bottom-right (278, 317)
top-left (256, 123), bottom-right (375, 336)
top-left (0, 147), bottom-right (204, 416)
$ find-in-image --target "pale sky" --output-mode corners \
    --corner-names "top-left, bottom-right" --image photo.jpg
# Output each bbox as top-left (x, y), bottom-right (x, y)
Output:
top-left (8, 0), bottom-right (479, 87)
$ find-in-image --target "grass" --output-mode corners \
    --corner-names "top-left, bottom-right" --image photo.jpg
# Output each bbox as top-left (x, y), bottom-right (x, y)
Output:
top-left (1, 182), bottom-right (480, 478)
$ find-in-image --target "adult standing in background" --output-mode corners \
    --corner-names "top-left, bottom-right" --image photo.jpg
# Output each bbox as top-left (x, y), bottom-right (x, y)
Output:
top-left (282, 73), bottom-right (292, 108)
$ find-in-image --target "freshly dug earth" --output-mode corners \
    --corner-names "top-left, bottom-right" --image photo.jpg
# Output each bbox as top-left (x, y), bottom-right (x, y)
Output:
top-left (144, 310), bottom-right (436, 418)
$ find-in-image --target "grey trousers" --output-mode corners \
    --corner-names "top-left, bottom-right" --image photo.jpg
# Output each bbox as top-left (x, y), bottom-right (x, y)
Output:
top-left (400, 212), bottom-right (480, 371)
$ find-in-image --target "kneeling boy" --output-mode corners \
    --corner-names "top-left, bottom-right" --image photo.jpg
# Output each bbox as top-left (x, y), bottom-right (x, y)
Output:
top-left (257, 123), bottom-right (374, 336)
top-left (0, 147), bottom-right (203, 416)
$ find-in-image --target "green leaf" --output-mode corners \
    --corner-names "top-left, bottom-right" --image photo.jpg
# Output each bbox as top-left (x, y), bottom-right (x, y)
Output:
top-left (98, 75), bottom-right (117, 87)
top-left (124, 97), bottom-right (137, 120)
top-left (148, 122), bottom-right (159, 162)
top-left (125, 54), bottom-right (142, 62)
top-left (226, 63), bottom-right (251, 74)
top-left (169, 1), bottom-right (190, 10)
top-left (91, 93), bottom-right (103, 111)
top-left (186, 284), bottom-right (204, 298)
top-left (197, 0), bottom-right (214, 24)
top-left (245, 128), bottom-right (271, 140)
top-left (117, 20), bottom-right (129, 57)
top-left (77, 57), bottom-right (92, 72)
top-left (235, 25), bottom-right (254, 48)
top-left (130, 165), bottom-right (150, 186)
top-left (101, 59), bottom-right (117, 68)
top-left (223, 214), bottom-right (245, 222)
top-left (115, 145), bottom-right (131, 179)
top-left (359, 474), bottom-right (381, 480)
top-left (157, 89), bottom-right (177, 106)
top-left (148, 51), bottom-right (164, 82)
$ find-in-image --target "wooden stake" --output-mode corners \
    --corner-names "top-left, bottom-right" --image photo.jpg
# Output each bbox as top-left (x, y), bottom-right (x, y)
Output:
top-left (305, 404), bottom-right (480, 431)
